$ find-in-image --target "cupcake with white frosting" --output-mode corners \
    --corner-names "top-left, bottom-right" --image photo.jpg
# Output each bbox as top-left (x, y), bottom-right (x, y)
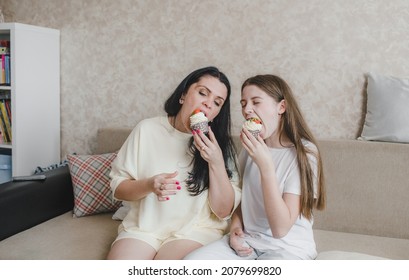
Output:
top-left (190, 109), bottom-right (209, 133)
top-left (243, 117), bottom-right (262, 138)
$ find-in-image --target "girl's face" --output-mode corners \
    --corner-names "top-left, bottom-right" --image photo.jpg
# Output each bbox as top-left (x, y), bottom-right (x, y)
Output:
top-left (178, 75), bottom-right (228, 132)
top-left (240, 84), bottom-right (286, 140)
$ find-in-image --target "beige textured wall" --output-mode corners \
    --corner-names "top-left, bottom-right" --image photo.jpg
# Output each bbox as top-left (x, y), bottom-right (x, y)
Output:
top-left (1, 0), bottom-right (409, 158)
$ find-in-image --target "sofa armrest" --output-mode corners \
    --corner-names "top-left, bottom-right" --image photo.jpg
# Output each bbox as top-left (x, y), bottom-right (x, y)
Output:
top-left (0, 166), bottom-right (74, 241)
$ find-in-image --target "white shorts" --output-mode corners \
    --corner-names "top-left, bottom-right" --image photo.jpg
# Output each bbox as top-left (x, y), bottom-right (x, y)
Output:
top-left (112, 223), bottom-right (223, 252)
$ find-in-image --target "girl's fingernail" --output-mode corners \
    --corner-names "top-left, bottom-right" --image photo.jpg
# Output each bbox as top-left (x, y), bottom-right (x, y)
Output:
top-left (177, 186), bottom-right (181, 190)
top-left (166, 197), bottom-right (170, 200)
top-left (176, 181), bottom-right (180, 185)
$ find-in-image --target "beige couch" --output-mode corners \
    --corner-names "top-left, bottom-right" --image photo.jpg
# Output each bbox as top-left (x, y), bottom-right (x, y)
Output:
top-left (0, 127), bottom-right (408, 260)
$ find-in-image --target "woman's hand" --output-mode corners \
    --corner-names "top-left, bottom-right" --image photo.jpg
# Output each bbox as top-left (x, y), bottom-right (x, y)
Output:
top-left (192, 127), bottom-right (224, 166)
top-left (150, 171), bottom-right (181, 201)
top-left (229, 227), bottom-right (253, 257)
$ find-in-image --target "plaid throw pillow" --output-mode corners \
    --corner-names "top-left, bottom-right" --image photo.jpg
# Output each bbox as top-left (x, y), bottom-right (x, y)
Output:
top-left (67, 153), bottom-right (121, 217)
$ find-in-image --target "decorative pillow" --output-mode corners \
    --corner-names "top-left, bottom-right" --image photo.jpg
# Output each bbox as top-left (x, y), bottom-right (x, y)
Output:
top-left (359, 72), bottom-right (409, 143)
top-left (112, 201), bottom-right (131, 220)
top-left (67, 152), bottom-right (121, 217)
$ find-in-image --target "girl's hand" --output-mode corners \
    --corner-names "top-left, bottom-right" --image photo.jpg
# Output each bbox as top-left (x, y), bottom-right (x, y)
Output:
top-left (229, 227), bottom-right (253, 257)
top-left (240, 128), bottom-right (274, 169)
top-left (192, 127), bottom-right (224, 166)
top-left (151, 171), bottom-right (181, 201)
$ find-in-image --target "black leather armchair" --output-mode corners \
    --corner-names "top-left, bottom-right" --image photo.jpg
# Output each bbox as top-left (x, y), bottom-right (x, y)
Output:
top-left (0, 166), bottom-right (73, 240)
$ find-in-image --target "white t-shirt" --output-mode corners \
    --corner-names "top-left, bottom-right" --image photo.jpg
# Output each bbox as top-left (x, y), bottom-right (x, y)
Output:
top-left (240, 141), bottom-right (318, 259)
top-left (110, 116), bottom-right (241, 244)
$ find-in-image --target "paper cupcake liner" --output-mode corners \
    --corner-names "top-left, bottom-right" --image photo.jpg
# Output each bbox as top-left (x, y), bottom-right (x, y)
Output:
top-left (249, 129), bottom-right (260, 138)
top-left (191, 121), bottom-right (209, 133)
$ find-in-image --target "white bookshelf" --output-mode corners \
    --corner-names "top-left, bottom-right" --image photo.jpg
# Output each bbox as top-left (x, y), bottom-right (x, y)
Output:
top-left (0, 23), bottom-right (60, 178)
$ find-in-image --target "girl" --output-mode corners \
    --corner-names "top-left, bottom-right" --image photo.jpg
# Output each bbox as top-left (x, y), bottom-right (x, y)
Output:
top-left (185, 74), bottom-right (325, 260)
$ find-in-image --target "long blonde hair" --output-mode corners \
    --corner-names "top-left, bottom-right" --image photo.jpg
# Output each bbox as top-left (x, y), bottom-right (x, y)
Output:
top-left (242, 74), bottom-right (325, 220)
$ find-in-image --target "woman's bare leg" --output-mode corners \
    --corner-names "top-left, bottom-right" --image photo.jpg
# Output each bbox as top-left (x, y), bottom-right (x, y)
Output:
top-left (107, 238), bottom-right (156, 260)
top-left (154, 239), bottom-right (202, 260)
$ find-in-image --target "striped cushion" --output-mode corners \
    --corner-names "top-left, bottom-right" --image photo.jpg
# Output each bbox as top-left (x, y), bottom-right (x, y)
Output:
top-left (67, 153), bottom-right (121, 217)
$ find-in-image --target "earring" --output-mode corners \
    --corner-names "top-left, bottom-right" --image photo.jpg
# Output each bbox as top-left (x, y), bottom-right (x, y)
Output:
top-left (179, 98), bottom-right (184, 104)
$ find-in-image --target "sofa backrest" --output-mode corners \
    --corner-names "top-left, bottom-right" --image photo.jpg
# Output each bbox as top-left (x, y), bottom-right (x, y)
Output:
top-left (315, 139), bottom-right (409, 239)
top-left (95, 128), bottom-right (409, 239)
top-left (95, 127), bottom-right (243, 154)
top-left (94, 127), bottom-right (133, 154)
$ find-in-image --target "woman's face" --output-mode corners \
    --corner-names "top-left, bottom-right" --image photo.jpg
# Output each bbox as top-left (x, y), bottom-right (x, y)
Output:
top-left (178, 75), bottom-right (228, 132)
top-left (240, 84), bottom-right (285, 139)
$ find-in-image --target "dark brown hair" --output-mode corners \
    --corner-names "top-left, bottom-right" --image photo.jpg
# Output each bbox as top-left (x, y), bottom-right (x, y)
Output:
top-left (165, 66), bottom-right (237, 196)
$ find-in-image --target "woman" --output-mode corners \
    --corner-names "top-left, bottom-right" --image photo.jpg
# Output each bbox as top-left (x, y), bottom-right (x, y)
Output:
top-left (106, 66), bottom-right (240, 260)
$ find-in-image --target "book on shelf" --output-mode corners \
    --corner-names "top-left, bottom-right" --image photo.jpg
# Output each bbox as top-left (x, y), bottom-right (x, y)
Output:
top-left (4, 54), bottom-right (9, 84)
top-left (0, 40), bottom-right (10, 56)
top-left (1, 54), bottom-right (10, 85)
top-left (0, 107), bottom-right (10, 143)
top-left (4, 99), bottom-right (10, 124)
top-left (0, 91), bottom-right (10, 125)
top-left (0, 40), bottom-right (10, 48)
top-left (0, 47), bottom-right (9, 55)
top-left (0, 62), bottom-right (11, 143)
top-left (0, 100), bottom-right (11, 141)
top-left (0, 90), bottom-right (10, 99)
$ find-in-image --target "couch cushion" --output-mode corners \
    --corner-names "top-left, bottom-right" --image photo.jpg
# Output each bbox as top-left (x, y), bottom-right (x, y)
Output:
top-left (1, 213), bottom-right (407, 260)
top-left (316, 250), bottom-right (387, 260)
top-left (0, 212), bottom-right (120, 260)
top-left (314, 229), bottom-right (409, 260)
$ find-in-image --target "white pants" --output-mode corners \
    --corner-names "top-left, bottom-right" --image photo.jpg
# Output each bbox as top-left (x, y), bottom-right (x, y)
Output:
top-left (184, 235), bottom-right (302, 260)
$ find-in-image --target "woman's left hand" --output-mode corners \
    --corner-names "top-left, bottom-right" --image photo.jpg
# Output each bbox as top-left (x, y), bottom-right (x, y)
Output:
top-left (192, 127), bottom-right (224, 165)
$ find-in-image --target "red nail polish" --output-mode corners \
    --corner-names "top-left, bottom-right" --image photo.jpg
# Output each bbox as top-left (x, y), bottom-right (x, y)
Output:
top-left (177, 186), bottom-right (181, 190)
top-left (166, 197), bottom-right (170, 200)
top-left (176, 181), bottom-right (180, 185)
